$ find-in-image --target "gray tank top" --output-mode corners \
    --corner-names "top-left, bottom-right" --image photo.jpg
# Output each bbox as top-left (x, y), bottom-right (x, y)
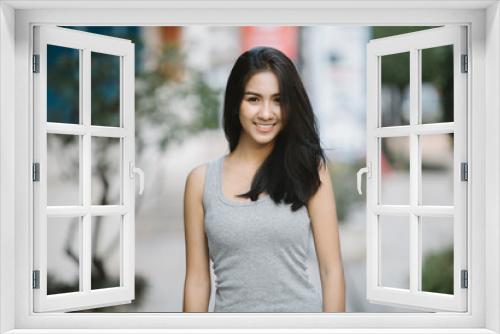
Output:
top-left (203, 155), bottom-right (323, 312)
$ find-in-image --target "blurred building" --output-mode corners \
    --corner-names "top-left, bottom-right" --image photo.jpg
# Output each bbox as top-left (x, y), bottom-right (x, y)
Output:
top-left (302, 26), bottom-right (370, 162)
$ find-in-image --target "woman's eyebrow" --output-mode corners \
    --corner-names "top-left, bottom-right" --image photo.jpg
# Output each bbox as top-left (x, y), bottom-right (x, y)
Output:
top-left (244, 92), bottom-right (280, 97)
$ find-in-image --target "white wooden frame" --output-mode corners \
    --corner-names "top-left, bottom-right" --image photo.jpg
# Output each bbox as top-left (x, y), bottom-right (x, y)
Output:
top-left (32, 25), bottom-right (136, 312)
top-left (366, 26), bottom-right (467, 312)
top-left (0, 1), bottom-right (499, 333)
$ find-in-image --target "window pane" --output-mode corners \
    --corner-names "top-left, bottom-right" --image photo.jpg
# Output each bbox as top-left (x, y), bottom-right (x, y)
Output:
top-left (421, 133), bottom-right (454, 206)
top-left (381, 52), bottom-right (410, 127)
top-left (380, 136), bottom-right (410, 205)
top-left (421, 45), bottom-right (454, 124)
top-left (47, 217), bottom-right (81, 295)
top-left (420, 216), bottom-right (454, 294)
top-left (380, 215), bottom-right (410, 290)
top-left (91, 52), bottom-right (121, 127)
top-left (47, 44), bottom-right (80, 124)
top-left (91, 215), bottom-right (121, 290)
top-left (47, 134), bottom-right (80, 206)
top-left (91, 137), bottom-right (121, 205)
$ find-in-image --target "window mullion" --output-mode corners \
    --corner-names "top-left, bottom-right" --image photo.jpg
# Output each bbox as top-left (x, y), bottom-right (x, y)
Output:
top-left (119, 55), bottom-right (125, 288)
top-left (82, 47), bottom-right (92, 294)
top-left (413, 122), bottom-right (454, 135)
top-left (78, 49), bottom-right (84, 293)
top-left (409, 47), bottom-right (419, 294)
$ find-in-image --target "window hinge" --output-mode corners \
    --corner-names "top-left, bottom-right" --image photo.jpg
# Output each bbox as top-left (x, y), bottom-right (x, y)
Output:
top-left (33, 163), bottom-right (40, 182)
top-left (461, 162), bottom-right (468, 181)
top-left (33, 54), bottom-right (40, 73)
top-left (461, 54), bottom-right (468, 73)
top-left (461, 270), bottom-right (468, 289)
top-left (33, 270), bottom-right (40, 289)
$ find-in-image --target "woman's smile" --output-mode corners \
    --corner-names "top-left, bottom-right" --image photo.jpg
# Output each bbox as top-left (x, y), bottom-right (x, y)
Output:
top-left (254, 122), bottom-right (275, 132)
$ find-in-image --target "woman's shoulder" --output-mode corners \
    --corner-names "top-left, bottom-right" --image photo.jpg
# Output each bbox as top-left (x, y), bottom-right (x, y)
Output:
top-left (184, 163), bottom-right (208, 206)
top-left (185, 156), bottom-right (222, 187)
top-left (185, 155), bottom-right (225, 194)
top-left (186, 163), bottom-right (209, 188)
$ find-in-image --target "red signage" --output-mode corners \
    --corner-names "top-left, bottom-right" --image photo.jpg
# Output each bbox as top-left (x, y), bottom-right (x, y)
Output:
top-left (241, 26), bottom-right (299, 61)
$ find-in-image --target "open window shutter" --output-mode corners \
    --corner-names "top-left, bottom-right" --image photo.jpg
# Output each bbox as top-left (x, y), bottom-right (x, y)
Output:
top-left (365, 26), bottom-right (467, 312)
top-left (33, 25), bottom-right (137, 312)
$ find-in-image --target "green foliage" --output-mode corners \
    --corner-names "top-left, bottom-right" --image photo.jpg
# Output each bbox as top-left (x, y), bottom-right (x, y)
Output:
top-left (189, 71), bottom-right (222, 131)
top-left (372, 26), bottom-right (453, 123)
top-left (421, 246), bottom-right (454, 295)
top-left (371, 26), bottom-right (440, 40)
top-left (327, 160), bottom-right (367, 223)
top-left (380, 50), bottom-right (410, 91)
top-left (134, 42), bottom-right (222, 151)
top-left (421, 45), bottom-right (454, 123)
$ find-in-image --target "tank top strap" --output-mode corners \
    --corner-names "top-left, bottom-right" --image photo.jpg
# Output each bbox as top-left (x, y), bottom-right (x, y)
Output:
top-left (202, 155), bottom-right (224, 211)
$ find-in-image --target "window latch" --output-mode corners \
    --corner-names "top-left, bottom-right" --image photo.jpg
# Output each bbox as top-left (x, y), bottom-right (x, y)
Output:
top-left (129, 161), bottom-right (145, 195)
top-left (357, 162), bottom-right (372, 195)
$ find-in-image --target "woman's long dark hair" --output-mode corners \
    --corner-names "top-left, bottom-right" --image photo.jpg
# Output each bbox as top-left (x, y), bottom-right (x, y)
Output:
top-left (223, 46), bottom-right (327, 212)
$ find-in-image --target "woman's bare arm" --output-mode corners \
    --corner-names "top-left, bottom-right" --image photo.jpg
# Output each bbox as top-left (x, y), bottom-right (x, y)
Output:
top-left (308, 162), bottom-right (346, 312)
top-left (182, 163), bottom-right (211, 312)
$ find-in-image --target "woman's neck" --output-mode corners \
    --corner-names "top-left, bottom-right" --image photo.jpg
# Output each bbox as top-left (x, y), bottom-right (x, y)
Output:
top-left (229, 137), bottom-right (274, 168)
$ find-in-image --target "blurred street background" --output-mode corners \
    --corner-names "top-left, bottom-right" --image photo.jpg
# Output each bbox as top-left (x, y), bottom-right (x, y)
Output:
top-left (46, 26), bottom-right (455, 312)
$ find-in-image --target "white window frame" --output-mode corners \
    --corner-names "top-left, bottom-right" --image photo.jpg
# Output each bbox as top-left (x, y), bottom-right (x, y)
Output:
top-left (33, 25), bottom-right (136, 313)
top-left (0, 1), bottom-right (499, 333)
top-left (365, 26), bottom-right (468, 312)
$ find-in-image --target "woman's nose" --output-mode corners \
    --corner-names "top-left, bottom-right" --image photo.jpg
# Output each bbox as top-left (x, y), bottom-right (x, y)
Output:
top-left (259, 102), bottom-right (274, 120)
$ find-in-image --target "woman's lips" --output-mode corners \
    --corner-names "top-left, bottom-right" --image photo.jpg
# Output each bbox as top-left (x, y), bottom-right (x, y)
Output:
top-left (254, 123), bottom-right (275, 132)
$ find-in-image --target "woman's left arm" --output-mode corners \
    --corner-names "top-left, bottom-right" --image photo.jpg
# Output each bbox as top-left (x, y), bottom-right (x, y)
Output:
top-left (307, 162), bottom-right (345, 312)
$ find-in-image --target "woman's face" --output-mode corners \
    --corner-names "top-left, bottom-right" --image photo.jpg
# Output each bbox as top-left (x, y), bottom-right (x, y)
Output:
top-left (238, 71), bottom-right (283, 148)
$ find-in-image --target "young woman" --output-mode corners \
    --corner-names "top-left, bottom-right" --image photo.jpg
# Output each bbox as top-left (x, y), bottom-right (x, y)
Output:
top-left (183, 46), bottom-right (345, 312)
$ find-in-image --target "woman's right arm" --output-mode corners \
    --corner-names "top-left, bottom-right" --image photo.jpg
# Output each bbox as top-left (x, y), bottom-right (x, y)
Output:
top-left (182, 164), bottom-right (211, 312)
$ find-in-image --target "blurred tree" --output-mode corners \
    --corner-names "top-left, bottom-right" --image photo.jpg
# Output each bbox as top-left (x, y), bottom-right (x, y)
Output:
top-left (135, 41), bottom-right (221, 153)
top-left (372, 27), bottom-right (437, 91)
top-left (46, 27), bottom-right (221, 311)
top-left (421, 45), bottom-right (454, 124)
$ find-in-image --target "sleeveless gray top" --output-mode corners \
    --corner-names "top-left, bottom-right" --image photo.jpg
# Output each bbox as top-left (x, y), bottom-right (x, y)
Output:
top-left (203, 155), bottom-right (323, 312)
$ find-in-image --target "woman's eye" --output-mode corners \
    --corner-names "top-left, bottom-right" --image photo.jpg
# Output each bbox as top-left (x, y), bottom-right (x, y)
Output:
top-left (274, 98), bottom-right (281, 103)
top-left (248, 97), bottom-right (258, 102)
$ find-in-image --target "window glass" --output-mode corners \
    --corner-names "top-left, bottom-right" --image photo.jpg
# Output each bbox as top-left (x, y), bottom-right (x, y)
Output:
top-left (91, 137), bottom-right (121, 205)
top-left (91, 52), bottom-right (121, 127)
top-left (47, 217), bottom-right (81, 295)
top-left (380, 215), bottom-right (410, 290)
top-left (47, 134), bottom-right (81, 206)
top-left (421, 45), bottom-right (454, 124)
top-left (381, 52), bottom-right (410, 127)
top-left (381, 136), bottom-right (410, 205)
top-left (420, 216), bottom-right (454, 294)
top-left (91, 215), bottom-right (122, 290)
top-left (47, 44), bottom-right (80, 124)
top-left (421, 133), bottom-right (454, 206)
